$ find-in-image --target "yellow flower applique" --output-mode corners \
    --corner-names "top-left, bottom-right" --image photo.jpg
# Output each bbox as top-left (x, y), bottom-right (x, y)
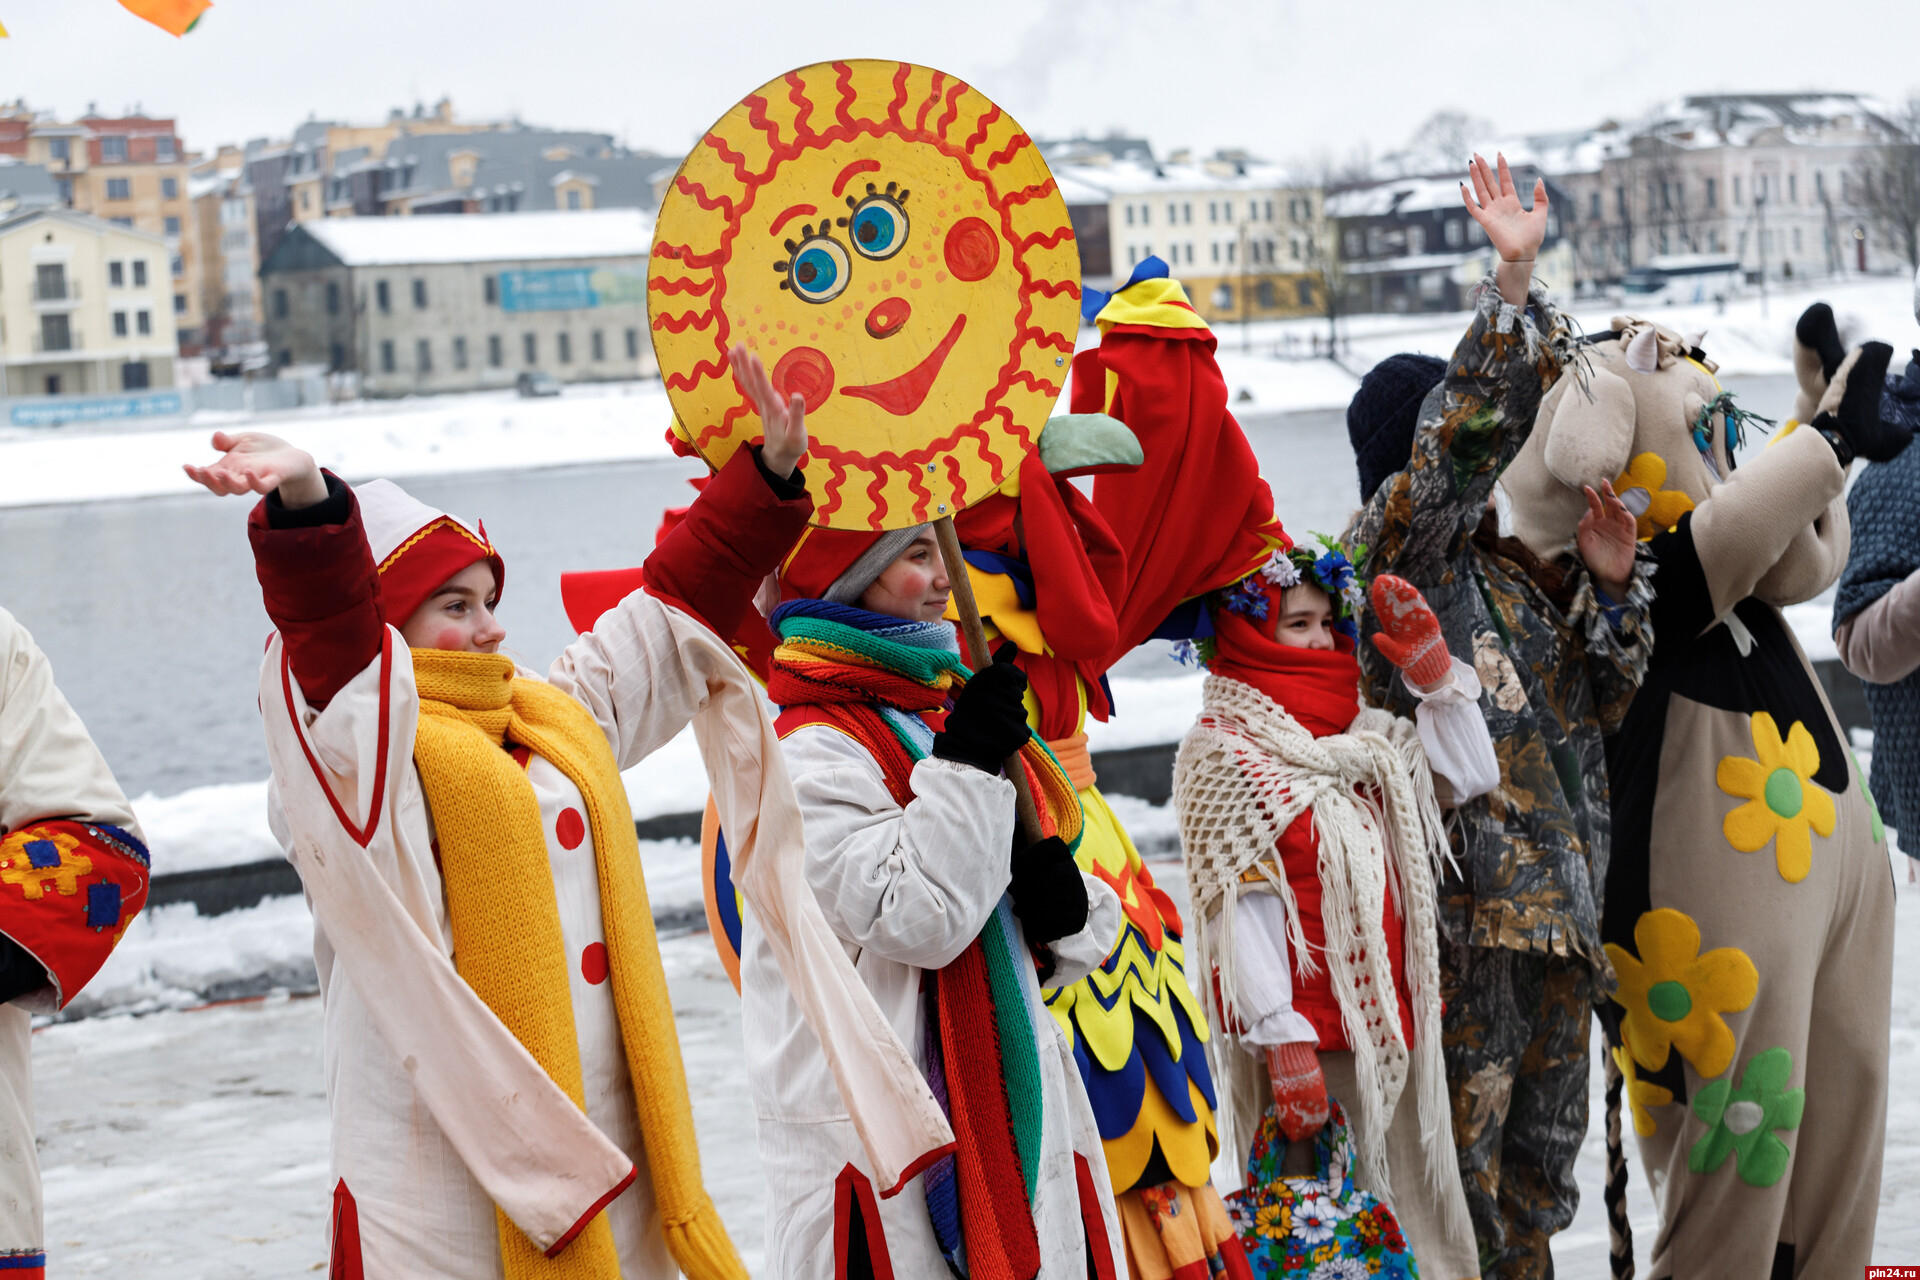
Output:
top-left (1717, 711), bottom-right (1836, 883)
top-left (1605, 908), bottom-right (1758, 1079)
top-left (1612, 1045), bottom-right (1674, 1135)
top-left (1612, 452), bottom-right (1696, 541)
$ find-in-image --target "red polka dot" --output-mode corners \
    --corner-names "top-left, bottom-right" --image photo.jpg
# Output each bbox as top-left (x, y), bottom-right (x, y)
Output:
top-left (555, 808), bottom-right (586, 850)
top-left (770, 346), bottom-right (835, 413)
top-left (581, 942), bottom-right (609, 985)
top-left (944, 217), bottom-right (1000, 281)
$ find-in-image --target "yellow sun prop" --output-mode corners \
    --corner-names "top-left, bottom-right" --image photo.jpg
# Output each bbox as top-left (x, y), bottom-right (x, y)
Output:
top-left (650, 61), bottom-right (1080, 530)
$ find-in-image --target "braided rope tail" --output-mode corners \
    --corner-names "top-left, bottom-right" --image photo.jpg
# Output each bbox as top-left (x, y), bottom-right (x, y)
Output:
top-left (1603, 1047), bottom-right (1635, 1279)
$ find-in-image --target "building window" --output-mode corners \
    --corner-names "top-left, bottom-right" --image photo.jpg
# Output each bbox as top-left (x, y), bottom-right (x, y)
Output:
top-left (1344, 229), bottom-right (1363, 257)
top-left (1296, 279), bottom-right (1314, 306)
top-left (48, 137), bottom-right (69, 161)
top-left (164, 216), bottom-right (181, 237)
top-left (34, 263), bottom-right (66, 301)
top-left (1226, 241), bottom-right (1236, 264)
top-left (1256, 279), bottom-right (1276, 308)
top-left (106, 177), bottom-right (131, 200)
top-left (1207, 201), bottom-right (1217, 224)
top-left (162, 177), bottom-right (178, 200)
top-left (330, 342), bottom-right (346, 371)
top-left (1182, 202), bottom-right (1192, 223)
top-left (1167, 202), bottom-right (1177, 224)
top-left (156, 136), bottom-right (176, 162)
top-left (132, 260), bottom-right (147, 287)
top-left (1733, 175), bottom-right (1743, 205)
top-left (380, 340), bottom-right (396, 373)
top-left (280, 349), bottom-right (293, 367)
top-left (274, 288), bottom-right (289, 318)
top-left (113, 311), bottom-right (128, 337)
top-left (1792, 227), bottom-right (1802, 252)
top-left (523, 333), bottom-right (538, 364)
top-left (1124, 205), bottom-right (1134, 227)
top-left (488, 334), bottom-right (503, 367)
top-left (121, 361), bottom-right (150, 390)
top-left (484, 275), bottom-right (498, 305)
top-left (1408, 225), bottom-right (1426, 254)
top-left (1445, 218), bottom-right (1464, 248)
top-left (591, 329), bottom-right (605, 361)
top-left (412, 279), bottom-right (428, 309)
top-left (40, 314), bottom-right (71, 351)
top-left (1705, 177), bottom-right (1718, 209)
top-left (54, 178), bottom-right (71, 205)
top-left (173, 293), bottom-right (186, 314)
top-left (170, 255), bottom-right (184, 278)
top-left (557, 332), bottom-right (573, 363)
top-left (453, 336), bottom-right (469, 370)
top-left (1263, 199), bottom-right (1273, 221)
top-left (376, 280), bottom-right (391, 313)
top-left (1788, 174), bottom-right (1797, 203)
top-left (101, 135), bottom-right (127, 161)
top-left (417, 338), bottom-right (432, 373)
top-left (1211, 242), bottom-right (1220, 264)
top-left (625, 328), bottom-right (640, 359)
top-left (326, 282), bottom-right (340, 315)
top-left (1589, 192), bottom-right (1601, 221)
top-left (566, 188), bottom-right (582, 210)
top-left (137, 310), bottom-right (151, 335)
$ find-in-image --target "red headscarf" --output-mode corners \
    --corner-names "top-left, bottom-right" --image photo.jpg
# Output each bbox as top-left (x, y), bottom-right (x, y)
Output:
top-left (1208, 574), bottom-right (1363, 738)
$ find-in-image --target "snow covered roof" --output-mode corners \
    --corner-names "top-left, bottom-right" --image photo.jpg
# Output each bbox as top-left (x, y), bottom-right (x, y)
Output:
top-left (292, 209), bottom-right (655, 266)
top-left (1628, 93), bottom-right (1897, 152)
top-left (1052, 156), bottom-right (1309, 200)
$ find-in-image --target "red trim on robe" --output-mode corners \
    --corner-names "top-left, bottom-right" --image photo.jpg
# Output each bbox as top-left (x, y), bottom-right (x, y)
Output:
top-left (879, 1139), bottom-right (959, 1199)
top-left (280, 630), bottom-right (393, 850)
top-left (330, 1179), bottom-right (365, 1280)
top-left (542, 1164), bottom-right (636, 1259)
top-left (832, 1163), bottom-right (898, 1280)
top-left (1075, 1153), bottom-right (1118, 1280)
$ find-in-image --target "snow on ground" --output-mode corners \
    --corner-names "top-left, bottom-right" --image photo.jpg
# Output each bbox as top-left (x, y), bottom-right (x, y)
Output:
top-left (6, 274), bottom-right (1913, 509)
top-left (0, 379), bottom-right (676, 509)
top-left (32, 848), bottom-right (1920, 1278)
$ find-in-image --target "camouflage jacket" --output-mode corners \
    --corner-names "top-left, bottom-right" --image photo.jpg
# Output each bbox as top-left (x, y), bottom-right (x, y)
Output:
top-left (1344, 280), bottom-right (1654, 976)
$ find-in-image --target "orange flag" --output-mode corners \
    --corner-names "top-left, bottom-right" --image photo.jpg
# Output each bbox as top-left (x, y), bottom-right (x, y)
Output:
top-left (117, 0), bottom-right (211, 35)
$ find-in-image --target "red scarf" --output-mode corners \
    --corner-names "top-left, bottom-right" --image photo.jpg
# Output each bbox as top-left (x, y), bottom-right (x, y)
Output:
top-left (1209, 604), bottom-right (1363, 738)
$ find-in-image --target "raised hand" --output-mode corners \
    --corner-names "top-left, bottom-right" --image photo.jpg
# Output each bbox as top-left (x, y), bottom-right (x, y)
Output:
top-left (182, 431), bottom-right (327, 508)
top-left (1368, 574), bottom-right (1453, 689)
top-left (1462, 152), bottom-right (1549, 263)
top-left (729, 343), bottom-right (808, 479)
top-left (1578, 480), bottom-right (1637, 601)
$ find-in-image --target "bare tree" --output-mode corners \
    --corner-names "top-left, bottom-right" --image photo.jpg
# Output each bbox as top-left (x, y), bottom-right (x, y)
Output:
top-left (1855, 96), bottom-right (1920, 271)
top-left (1406, 110), bottom-right (1496, 170)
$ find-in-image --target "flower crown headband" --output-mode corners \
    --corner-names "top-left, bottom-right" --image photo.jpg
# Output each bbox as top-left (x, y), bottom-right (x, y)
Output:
top-left (1174, 534), bottom-right (1370, 666)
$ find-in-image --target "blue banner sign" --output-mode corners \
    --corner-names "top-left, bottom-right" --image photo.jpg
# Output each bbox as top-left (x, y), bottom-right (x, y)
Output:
top-left (499, 267), bottom-right (647, 312)
top-left (10, 391), bottom-right (184, 427)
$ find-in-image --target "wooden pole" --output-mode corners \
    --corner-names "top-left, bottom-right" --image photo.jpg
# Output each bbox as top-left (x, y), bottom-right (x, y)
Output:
top-left (933, 515), bottom-right (1045, 845)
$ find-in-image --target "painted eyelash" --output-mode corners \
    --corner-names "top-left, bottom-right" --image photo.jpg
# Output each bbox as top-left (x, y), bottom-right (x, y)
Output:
top-left (837, 180), bottom-right (911, 227)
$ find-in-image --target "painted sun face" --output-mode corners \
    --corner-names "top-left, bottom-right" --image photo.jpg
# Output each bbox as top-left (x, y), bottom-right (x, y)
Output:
top-left (650, 60), bottom-right (1080, 530)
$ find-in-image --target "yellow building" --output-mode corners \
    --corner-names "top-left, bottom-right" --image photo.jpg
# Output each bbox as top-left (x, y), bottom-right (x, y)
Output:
top-left (0, 206), bottom-right (178, 397)
top-left (12, 112), bottom-right (203, 349)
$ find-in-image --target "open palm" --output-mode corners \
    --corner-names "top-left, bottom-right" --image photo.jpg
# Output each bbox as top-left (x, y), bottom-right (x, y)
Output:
top-left (1462, 152), bottom-right (1549, 263)
top-left (1578, 481), bottom-right (1637, 592)
top-left (729, 344), bottom-right (808, 479)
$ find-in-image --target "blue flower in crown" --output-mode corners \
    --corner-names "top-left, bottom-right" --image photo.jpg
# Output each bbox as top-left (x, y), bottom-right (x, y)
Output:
top-left (1219, 574), bottom-right (1273, 622)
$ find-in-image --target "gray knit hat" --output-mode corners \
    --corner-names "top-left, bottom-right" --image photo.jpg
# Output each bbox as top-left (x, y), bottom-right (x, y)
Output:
top-left (823, 524), bottom-right (932, 605)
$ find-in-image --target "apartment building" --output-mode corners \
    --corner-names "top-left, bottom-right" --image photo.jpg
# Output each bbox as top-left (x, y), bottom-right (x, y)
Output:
top-left (0, 206), bottom-right (178, 396)
top-left (190, 153), bottom-right (262, 359)
top-left (1051, 144), bottom-right (1329, 323)
top-left (0, 105), bottom-right (204, 347)
top-left (259, 209), bottom-right (655, 396)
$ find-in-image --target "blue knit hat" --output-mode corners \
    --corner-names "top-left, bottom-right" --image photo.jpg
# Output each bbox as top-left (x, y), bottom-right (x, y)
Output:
top-left (1348, 354), bottom-right (1447, 501)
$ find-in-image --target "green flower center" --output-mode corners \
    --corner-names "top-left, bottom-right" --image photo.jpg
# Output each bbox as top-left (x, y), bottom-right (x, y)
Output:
top-left (1648, 980), bottom-right (1693, 1022)
top-left (1763, 767), bottom-right (1803, 818)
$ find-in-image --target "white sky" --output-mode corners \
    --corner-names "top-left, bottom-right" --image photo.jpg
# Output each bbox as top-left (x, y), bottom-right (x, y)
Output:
top-left (2, 0), bottom-right (1917, 166)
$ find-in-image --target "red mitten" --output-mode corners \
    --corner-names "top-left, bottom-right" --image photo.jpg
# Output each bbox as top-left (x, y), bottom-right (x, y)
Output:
top-left (1265, 1041), bottom-right (1330, 1141)
top-left (1368, 574), bottom-right (1452, 688)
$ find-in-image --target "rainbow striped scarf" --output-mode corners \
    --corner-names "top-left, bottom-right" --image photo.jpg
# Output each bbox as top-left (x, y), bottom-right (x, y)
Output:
top-left (769, 601), bottom-right (1084, 1280)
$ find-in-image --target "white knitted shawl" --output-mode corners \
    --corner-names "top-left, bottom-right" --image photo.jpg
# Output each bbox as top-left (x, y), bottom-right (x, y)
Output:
top-left (1173, 673), bottom-right (1452, 1197)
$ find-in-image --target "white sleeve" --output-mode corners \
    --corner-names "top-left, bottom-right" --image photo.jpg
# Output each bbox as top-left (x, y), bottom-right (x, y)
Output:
top-left (1041, 872), bottom-right (1123, 989)
top-left (545, 588), bottom-right (714, 772)
top-left (1230, 891), bottom-right (1319, 1050)
top-left (1401, 657), bottom-right (1499, 805)
top-left (0, 607), bottom-right (141, 840)
top-left (787, 726), bottom-right (1017, 971)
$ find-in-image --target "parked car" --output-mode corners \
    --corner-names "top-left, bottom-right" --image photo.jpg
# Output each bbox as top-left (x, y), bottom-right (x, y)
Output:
top-left (516, 370), bottom-right (562, 398)
top-left (1620, 254), bottom-right (1743, 306)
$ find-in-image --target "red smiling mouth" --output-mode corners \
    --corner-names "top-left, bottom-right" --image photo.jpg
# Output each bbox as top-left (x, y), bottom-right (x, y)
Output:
top-left (839, 314), bottom-right (966, 416)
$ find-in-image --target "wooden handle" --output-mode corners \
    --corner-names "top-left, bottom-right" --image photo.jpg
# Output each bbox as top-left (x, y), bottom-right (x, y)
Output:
top-left (933, 516), bottom-right (1045, 845)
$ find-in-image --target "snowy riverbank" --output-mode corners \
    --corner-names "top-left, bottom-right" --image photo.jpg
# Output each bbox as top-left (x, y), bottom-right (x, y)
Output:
top-left (5, 274), bottom-right (1914, 510)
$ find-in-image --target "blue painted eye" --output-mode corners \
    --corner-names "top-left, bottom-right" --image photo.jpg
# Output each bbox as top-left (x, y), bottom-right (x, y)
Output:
top-left (779, 231), bottom-right (849, 304)
top-left (847, 195), bottom-right (907, 260)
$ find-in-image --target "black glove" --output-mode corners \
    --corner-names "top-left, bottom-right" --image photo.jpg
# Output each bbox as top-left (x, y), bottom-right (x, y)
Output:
top-left (1812, 340), bottom-right (1908, 465)
top-left (1796, 302), bottom-right (1846, 383)
top-left (932, 642), bottom-right (1031, 773)
top-left (1007, 835), bottom-right (1089, 947)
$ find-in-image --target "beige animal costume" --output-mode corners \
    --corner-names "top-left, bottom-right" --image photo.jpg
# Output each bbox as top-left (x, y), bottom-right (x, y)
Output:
top-left (1502, 316), bottom-right (1897, 1279)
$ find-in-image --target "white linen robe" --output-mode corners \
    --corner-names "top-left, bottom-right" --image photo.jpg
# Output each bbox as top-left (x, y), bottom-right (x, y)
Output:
top-left (266, 588), bottom-right (729, 1279)
top-left (743, 723), bottom-right (1127, 1280)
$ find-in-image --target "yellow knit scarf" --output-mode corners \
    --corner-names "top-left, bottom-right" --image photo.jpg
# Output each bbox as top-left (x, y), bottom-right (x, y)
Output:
top-left (410, 647), bottom-right (744, 1280)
